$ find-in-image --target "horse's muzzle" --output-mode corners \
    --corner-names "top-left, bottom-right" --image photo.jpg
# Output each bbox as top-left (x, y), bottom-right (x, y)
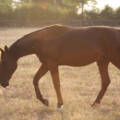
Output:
top-left (1, 83), bottom-right (9, 88)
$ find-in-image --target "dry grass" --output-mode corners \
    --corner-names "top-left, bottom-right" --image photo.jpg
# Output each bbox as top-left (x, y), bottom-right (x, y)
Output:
top-left (0, 27), bottom-right (120, 120)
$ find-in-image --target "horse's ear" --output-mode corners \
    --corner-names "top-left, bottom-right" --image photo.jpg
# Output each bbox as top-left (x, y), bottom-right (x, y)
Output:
top-left (0, 48), bottom-right (5, 61)
top-left (0, 48), bottom-right (4, 55)
top-left (0, 46), bottom-right (9, 61)
top-left (4, 45), bottom-right (8, 53)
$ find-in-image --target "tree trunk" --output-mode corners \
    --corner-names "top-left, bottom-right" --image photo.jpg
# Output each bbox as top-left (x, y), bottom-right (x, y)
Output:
top-left (81, 2), bottom-right (84, 19)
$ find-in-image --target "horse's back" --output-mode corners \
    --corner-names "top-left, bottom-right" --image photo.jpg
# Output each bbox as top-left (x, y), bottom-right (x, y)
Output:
top-left (47, 26), bottom-right (120, 66)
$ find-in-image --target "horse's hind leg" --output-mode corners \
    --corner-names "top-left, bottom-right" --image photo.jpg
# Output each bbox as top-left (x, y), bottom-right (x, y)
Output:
top-left (49, 64), bottom-right (63, 109)
top-left (92, 57), bottom-right (110, 106)
top-left (33, 63), bottom-right (48, 106)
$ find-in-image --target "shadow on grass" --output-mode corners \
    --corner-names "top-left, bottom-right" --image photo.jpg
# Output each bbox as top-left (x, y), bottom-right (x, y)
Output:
top-left (93, 103), bottom-right (120, 120)
top-left (36, 107), bottom-right (70, 120)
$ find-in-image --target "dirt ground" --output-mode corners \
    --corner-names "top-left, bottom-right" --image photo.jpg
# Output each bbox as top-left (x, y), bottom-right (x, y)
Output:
top-left (0, 27), bottom-right (120, 120)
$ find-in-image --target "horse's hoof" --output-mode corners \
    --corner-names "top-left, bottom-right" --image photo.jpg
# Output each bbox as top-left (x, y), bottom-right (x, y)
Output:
top-left (57, 104), bottom-right (63, 110)
top-left (91, 102), bottom-right (100, 107)
top-left (43, 99), bottom-right (49, 106)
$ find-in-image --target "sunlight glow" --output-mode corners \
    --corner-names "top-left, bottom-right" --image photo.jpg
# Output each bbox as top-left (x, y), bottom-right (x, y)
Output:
top-left (79, 0), bottom-right (120, 13)
top-left (96, 0), bottom-right (120, 9)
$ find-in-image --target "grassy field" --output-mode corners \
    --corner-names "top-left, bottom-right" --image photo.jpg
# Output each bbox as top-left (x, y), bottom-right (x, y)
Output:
top-left (0, 27), bottom-right (120, 120)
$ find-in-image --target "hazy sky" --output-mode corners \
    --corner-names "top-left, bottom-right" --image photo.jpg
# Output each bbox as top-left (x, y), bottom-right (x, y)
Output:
top-left (81, 0), bottom-right (120, 12)
top-left (96, 0), bottom-right (120, 9)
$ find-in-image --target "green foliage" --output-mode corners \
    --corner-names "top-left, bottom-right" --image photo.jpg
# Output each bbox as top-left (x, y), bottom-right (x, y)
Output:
top-left (0, 0), bottom-right (12, 12)
top-left (115, 7), bottom-right (120, 19)
top-left (100, 5), bottom-right (115, 19)
top-left (1, 0), bottom-right (120, 26)
top-left (85, 9), bottom-right (99, 19)
top-left (0, 0), bottom-right (98, 22)
top-left (70, 0), bottom-right (97, 19)
top-left (0, 0), bottom-right (13, 20)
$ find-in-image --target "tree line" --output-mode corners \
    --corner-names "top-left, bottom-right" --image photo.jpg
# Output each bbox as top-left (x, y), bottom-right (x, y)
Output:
top-left (0, 0), bottom-right (120, 25)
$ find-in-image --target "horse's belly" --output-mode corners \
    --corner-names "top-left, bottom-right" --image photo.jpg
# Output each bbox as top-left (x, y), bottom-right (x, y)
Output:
top-left (59, 48), bottom-right (101, 66)
top-left (60, 55), bottom-right (97, 66)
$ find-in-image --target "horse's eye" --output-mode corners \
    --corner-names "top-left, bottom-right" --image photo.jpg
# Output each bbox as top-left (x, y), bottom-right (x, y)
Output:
top-left (2, 61), bottom-right (7, 67)
top-left (2, 61), bottom-right (5, 65)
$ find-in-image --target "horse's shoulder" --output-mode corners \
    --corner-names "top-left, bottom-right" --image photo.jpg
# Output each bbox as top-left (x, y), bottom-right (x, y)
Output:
top-left (40, 24), bottom-right (70, 40)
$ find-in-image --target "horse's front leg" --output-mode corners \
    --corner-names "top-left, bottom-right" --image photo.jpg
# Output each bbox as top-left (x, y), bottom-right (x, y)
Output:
top-left (33, 63), bottom-right (48, 106)
top-left (49, 65), bottom-right (63, 109)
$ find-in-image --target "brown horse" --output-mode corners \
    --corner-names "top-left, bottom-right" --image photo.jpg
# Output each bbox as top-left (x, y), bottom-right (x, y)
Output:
top-left (0, 24), bottom-right (120, 108)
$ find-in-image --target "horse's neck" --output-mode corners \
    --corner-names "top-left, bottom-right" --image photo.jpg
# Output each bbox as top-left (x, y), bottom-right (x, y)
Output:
top-left (9, 36), bottom-right (37, 61)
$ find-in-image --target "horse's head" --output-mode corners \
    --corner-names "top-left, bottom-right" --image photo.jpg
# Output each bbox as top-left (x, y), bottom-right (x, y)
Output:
top-left (0, 46), bottom-right (17, 88)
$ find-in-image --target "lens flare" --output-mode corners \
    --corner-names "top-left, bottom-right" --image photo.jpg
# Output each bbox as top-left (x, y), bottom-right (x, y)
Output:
top-left (41, 3), bottom-right (47, 10)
